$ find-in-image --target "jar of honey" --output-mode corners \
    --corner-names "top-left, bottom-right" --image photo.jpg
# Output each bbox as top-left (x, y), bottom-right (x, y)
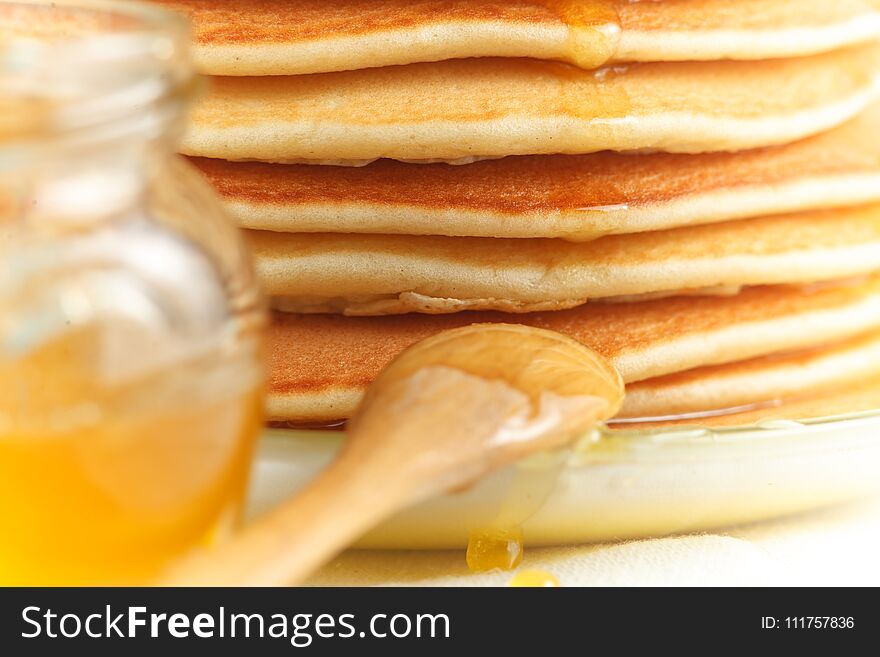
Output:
top-left (0, 0), bottom-right (265, 585)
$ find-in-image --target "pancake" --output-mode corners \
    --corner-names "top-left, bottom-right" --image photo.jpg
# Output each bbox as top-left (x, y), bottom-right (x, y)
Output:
top-left (619, 330), bottom-right (880, 420)
top-left (618, 373), bottom-right (880, 429)
top-left (151, 1), bottom-right (880, 75)
top-left (182, 44), bottom-right (880, 163)
top-left (251, 204), bottom-right (880, 315)
top-left (191, 105), bottom-right (880, 240)
top-left (265, 277), bottom-right (880, 422)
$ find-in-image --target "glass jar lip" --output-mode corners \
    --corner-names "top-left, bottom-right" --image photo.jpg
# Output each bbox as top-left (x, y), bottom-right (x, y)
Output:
top-left (1, 0), bottom-right (194, 145)
top-left (1, 0), bottom-right (189, 51)
top-left (4, 0), bottom-right (185, 24)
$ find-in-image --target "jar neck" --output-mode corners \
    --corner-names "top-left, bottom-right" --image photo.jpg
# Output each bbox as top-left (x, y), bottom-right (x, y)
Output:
top-left (0, 0), bottom-right (195, 227)
top-left (14, 138), bottom-right (173, 231)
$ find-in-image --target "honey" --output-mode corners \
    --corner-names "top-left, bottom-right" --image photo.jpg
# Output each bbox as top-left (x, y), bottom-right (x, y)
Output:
top-left (537, 0), bottom-right (622, 70)
top-left (533, 1), bottom-right (632, 126)
top-left (467, 527), bottom-right (524, 572)
top-left (509, 570), bottom-right (561, 587)
top-left (0, 328), bottom-right (263, 585)
top-left (466, 450), bottom-right (567, 573)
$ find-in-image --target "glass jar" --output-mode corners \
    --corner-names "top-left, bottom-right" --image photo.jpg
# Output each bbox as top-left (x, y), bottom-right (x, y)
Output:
top-left (0, 0), bottom-right (265, 585)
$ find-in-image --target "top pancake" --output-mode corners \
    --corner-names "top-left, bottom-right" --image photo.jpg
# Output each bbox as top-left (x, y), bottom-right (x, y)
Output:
top-left (151, 0), bottom-right (880, 75)
top-left (182, 43), bottom-right (880, 162)
top-left (190, 104), bottom-right (880, 240)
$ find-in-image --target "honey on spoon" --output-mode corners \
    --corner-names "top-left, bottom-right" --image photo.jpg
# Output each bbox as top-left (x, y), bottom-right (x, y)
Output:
top-left (164, 323), bottom-right (623, 586)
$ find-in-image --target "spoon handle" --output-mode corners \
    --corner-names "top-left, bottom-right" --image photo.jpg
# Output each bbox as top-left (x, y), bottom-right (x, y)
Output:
top-left (160, 369), bottom-right (525, 586)
top-left (161, 451), bottom-right (410, 586)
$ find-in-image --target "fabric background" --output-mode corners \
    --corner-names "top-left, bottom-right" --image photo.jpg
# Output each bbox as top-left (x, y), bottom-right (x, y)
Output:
top-left (303, 496), bottom-right (880, 586)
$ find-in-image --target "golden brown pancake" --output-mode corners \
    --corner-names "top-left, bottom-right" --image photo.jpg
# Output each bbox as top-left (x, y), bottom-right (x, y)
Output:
top-left (265, 277), bottom-right (880, 422)
top-left (619, 331), bottom-right (880, 419)
top-left (251, 204), bottom-right (880, 315)
top-left (618, 374), bottom-right (880, 429)
top-left (191, 105), bottom-right (880, 240)
top-left (182, 44), bottom-right (880, 163)
top-left (151, 0), bottom-right (880, 75)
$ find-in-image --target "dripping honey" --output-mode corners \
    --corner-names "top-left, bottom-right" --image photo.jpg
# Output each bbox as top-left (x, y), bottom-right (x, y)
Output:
top-left (464, 461), bottom-right (555, 574)
top-left (467, 527), bottom-right (525, 572)
top-left (537, 0), bottom-right (622, 69)
top-left (509, 570), bottom-right (561, 587)
top-left (0, 329), bottom-right (263, 585)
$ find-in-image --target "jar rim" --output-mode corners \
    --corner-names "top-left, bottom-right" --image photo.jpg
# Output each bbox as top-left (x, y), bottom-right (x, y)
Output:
top-left (1, 0), bottom-right (188, 36)
top-left (0, 0), bottom-right (194, 147)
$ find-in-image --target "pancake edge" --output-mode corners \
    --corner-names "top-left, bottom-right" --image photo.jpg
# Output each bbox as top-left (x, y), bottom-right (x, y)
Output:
top-left (190, 15), bottom-right (880, 75)
top-left (266, 287), bottom-right (880, 422)
top-left (220, 171), bottom-right (880, 240)
top-left (182, 85), bottom-right (878, 161)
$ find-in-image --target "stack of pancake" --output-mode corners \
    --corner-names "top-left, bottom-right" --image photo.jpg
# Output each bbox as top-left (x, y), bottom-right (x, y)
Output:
top-left (159, 0), bottom-right (880, 427)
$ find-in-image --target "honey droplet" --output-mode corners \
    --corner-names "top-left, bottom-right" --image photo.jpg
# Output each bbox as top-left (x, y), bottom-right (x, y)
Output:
top-left (466, 527), bottom-right (524, 572)
top-left (537, 0), bottom-right (622, 70)
top-left (509, 570), bottom-right (561, 587)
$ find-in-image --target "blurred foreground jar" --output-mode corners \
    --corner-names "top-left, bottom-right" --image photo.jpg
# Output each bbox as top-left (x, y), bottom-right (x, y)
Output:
top-left (0, 0), bottom-right (265, 585)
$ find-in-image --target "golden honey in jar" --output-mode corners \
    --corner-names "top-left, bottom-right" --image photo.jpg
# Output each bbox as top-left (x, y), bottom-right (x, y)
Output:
top-left (0, 0), bottom-right (265, 585)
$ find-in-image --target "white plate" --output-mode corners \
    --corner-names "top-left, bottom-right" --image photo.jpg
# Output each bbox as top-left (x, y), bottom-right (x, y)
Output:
top-left (246, 410), bottom-right (880, 549)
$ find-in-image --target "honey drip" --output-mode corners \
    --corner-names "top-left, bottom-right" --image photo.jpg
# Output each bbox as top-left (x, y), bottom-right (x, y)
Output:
top-left (467, 527), bottom-right (524, 572)
top-left (467, 450), bottom-right (568, 573)
top-left (522, 2), bottom-right (631, 125)
top-left (509, 570), bottom-right (561, 587)
top-left (537, 0), bottom-right (623, 70)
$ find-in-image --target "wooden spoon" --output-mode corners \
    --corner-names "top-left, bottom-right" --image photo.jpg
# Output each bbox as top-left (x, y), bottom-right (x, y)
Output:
top-left (162, 323), bottom-right (624, 586)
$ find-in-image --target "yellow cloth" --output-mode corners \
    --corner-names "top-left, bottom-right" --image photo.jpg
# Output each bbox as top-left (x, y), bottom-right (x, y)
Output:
top-left (303, 497), bottom-right (880, 586)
